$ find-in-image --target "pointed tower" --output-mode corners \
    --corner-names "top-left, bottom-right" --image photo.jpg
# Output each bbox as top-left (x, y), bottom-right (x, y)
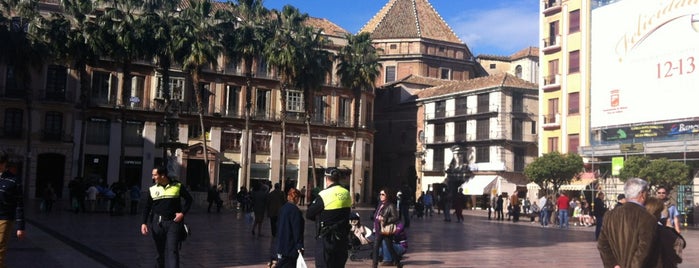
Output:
top-left (360, 0), bottom-right (487, 86)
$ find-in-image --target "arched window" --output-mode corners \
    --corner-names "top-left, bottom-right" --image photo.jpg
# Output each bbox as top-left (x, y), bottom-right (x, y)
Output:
top-left (515, 65), bottom-right (523, 78)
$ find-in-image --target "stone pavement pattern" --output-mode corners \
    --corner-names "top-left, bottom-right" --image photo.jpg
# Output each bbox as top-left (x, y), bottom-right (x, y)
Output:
top-left (6, 201), bottom-right (699, 267)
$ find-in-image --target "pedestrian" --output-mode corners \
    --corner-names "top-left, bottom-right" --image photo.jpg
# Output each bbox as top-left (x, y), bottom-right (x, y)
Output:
top-left (85, 184), bottom-right (99, 213)
top-left (523, 198), bottom-right (531, 214)
top-left (597, 178), bottom-right (658, 267)
top-left (251, 183), bottom-right (269, 236)
top-left (274, 187), bottom-right (305, 268)
top-left (207, 185), bottom-right (222, 213)
top-left (299, 186), bottom-right (306, 206)
top-left (538, 193), bottom-right (549, 227)
top-left (41, 183), bottom-right (57, 213)
top-left (0, 151), bottom-right (25, 266)
top-left (306, 167), bottom-right (352, 268)
top-left (510, 191), bottom-right (520, 223)
top-left (656, 186), bottom-right (681, 234)
top-left (614, 194), bottom-right (626, 208)
top-left (140, 166), bottom-right (193, 268)
top-left (495, 194), bottom-right (504, 221)
top-left (556, 192), bottom-right (570, 228)
top-left (593, 192), bottom-right (607, 240)
top-left (266, 183), bottom-right (286, 237)
top-left (129, 185), bottom-right (141, 215)
top-left (645, 196), bottom-right (686, 268)
top-left (68, 177), bottom-right (86, 213)
top-left (442, 190), bottom-right (452, 222)
top-left (453, 188), bottom-right (465, 223)
top-left (378, 222), bottom-right (408, 265)
top-left (423, 191), bottom-right (433, 217)
top-left (372, 187), bottom-right (401, 267)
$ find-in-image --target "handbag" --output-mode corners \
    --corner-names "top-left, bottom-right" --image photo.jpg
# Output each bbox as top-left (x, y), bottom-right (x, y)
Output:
top-left (380, 223), bottom-right (396, 236)
top-left (296, 252), bottom-right (308, 268)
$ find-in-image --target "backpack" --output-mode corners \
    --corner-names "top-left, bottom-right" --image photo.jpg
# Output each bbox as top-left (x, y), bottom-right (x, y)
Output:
top-left (545, 200), bottom-right (554, 212)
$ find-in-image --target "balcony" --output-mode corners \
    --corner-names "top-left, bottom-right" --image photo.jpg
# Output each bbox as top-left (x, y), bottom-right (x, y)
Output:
top-left (542, 35), bottom-right (561, 54)
top-left (542, 74), bottom-right (561, 91)
top-left (543, 0), bottom-right (562, 16)
top-left (542, 113), bottom-right (561, 130)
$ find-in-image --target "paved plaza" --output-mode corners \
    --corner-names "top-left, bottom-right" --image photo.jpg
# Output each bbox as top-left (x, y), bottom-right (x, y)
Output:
top-left (7, 200), bottom-right (698, 267)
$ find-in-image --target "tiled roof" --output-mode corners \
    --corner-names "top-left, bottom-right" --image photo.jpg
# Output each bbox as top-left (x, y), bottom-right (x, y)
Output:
top-left (510, 46), bottom-right (539, 60)
top-left (360, 0), bottom-right (462, 44)
top-left (305, 17), bottom-right (350, 37)
top-left (477, 46), bottom-right (540, 62)
top-left (382, 74), bottom-right (457, 88)
top-left (416, 73), bottom-right (538, 100)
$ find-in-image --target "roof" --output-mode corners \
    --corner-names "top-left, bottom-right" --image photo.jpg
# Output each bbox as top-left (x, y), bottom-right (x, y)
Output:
top-left (359, 0), bottom-right (462, 44)
top-left (416, 73), bottom-right (538, 100)
top-left (477, 46), bottom-right (540, 62)
top-left (304, 17), bottom-right (350, 37)
top-left (381, 74), bottom-right (457, 88)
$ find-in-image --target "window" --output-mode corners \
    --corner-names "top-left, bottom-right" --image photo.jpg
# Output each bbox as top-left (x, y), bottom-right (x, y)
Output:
top-left (432, 148), bottom-right (444, 171)
top-left (569, 10), bottom-right (580, 33)
top-left (512, 92), bottom-right (524, 113)
top-left (385, 66), bottom-right (396, 83)
top-left (128, 76), bottom-right (145, 108)
top-left (313, 95), bottom-right (328, 123)
top-left (547, 98), bottom-right (559, 123)
top-left (489, 63), bottom-right (496, 69)
top-left (43, 111), bottom-right (63, 141)
top-left (312, 137), bottom-right (326, 156)
top-left (45, 65), bottom-right (67, 100)
top-left (225, 85), bottom-right (240, 117)
top-left (455, 121), bottom-right (467, 141)
top-left (434, 123), bottom-right (445, 142)
top-left (257, 57), bottom-right (269, 77)
top-left (390, 44), bottom-right (397, 49)
top-left (191, 83), bottom-right (211, 112)
top-left (155, 123), bottom-right (165, 148)
top-left (364, 142), bottom-right (371, 161)
top-left (548, 21), bottom-right (559, 46)
top-left (512, 119), bottom-right (523, 140)
top-left (568, 92), bottom-right (579, 114)
top-left (286, 90), bottom-right (304, 113)
top-left (255, 89), bottom-right (270, 119)
top-left (476, 119), bottom-right (489, 140)
top-left (547, 137), bottom-right (559, 153)
top-left (3, 108), bottom-right (23, 138)
top-left (515, 65), bottom-right (523, 78)
top-left (157, 77), bottom-right (185, 101)
top-left (569, 50), bottom-right (580, 73)
top-left (123, 121), bottom-right (144, 146)
top-left (337, 140), bottom-right (353, 159)
top-left (285, 135), bottom-right (299, 155)
top-left (514, 147), bottom-right (525, 172)
top-left (4, 66), bottom-right (20, 97)
top-left (568, 134), bottom-right (580, 153)
top-left (531, 121), bottom-right (537, 134)
top-left (435, 100), bottom-right (446, 118)
top-left (91, 71), bottom-right (112, 104)
top-left (188, 123), bottom-right (204, 139)
top-left (455, 97), bottom-right (467, 115)
top-left (440, 68), bottom-right (451, 80)
top-left (86, 118), bottom-right (110, 145)
top-left (477, 93), bottom-right (489, 113)
top-left (339, 97), bottom-right (352, 126)
top-left (252, 133), bottom-right (271, 153)
top-left (365, 101), bottom-right (373, 127)
top-left (476, 147), bottom-right (490, 163)
top-left (547, 59), bottom-right (559, 85)
top-left (221, 132), bottom-right (241, 152)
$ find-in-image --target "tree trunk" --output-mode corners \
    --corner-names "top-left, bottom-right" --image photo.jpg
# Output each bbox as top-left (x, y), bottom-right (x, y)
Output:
top-left (193, 70), bottom-right (210, 186)
top-left (280, 85), bottom-right (287, 189)
top-left (351, 88), bottom-right (361, 204)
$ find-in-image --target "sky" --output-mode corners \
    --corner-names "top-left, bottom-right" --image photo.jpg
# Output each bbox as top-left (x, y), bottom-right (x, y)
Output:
top-left (262, 0), bottom-right (539, 56)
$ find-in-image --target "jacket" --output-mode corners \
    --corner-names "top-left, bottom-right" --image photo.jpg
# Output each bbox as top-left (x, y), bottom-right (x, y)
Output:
top-left (0, 171), bottom-right (24, 230)
top-left (375, 201), bottom-right (399, 232)
top-left (597, 201), bottom-right (659, 268)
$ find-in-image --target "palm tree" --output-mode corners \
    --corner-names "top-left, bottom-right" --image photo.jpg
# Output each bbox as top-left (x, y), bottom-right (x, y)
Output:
top-left (221, 0), bottom-right (272, 189)
top-left (336, 32), bottom-right (381, 203)
top-left (265, 5), bottom-right (308, 187)
top-left (175, 0), bottom-right (223, 187)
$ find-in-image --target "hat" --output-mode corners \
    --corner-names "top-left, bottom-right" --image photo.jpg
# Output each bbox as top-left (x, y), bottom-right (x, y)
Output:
top-left (617, 194), bottom-right (625, 200)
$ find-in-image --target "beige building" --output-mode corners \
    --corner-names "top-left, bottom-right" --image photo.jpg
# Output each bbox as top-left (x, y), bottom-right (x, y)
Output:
top-left (478, 47), bottom-right (540, 84)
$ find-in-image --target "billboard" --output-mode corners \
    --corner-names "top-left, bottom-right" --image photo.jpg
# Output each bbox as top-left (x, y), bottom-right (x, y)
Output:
top-left (591, 0), bottom-right (699, 129)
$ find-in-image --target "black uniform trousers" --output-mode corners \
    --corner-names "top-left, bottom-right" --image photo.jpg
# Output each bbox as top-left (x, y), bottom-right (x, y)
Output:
top-left (150, 219), bottom-right (183, 268)
top-left (315, 234), bottom-right (348, 268)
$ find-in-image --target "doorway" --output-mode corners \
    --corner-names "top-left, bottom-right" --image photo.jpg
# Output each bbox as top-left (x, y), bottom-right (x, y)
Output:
top-left (35, 153), bottom-right (65, 199)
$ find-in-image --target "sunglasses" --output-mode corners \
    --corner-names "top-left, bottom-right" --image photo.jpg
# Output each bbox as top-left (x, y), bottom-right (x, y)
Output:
top-left (380, 193), bottom-right (386, 196)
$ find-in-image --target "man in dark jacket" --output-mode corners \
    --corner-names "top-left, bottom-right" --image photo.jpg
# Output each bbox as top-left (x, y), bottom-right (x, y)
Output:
top-left (0, 151), bottom-right (25, 266)
top-left (592, 191), bottom-right (607, 240)
top-left (597, 178), bottom-right (658, 268)
top-left (306, 167), bottom-right (351, 268)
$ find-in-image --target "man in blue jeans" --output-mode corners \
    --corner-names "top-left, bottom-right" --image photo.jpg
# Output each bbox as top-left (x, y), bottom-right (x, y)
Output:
top-left (538, 194), bottom-right (549, 227)
top-left (557, 192), bottom-right (570, 228)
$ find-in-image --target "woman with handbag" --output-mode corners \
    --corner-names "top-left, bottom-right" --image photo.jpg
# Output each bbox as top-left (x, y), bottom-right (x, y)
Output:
top-left (373, 187), bottom-right (401, 267)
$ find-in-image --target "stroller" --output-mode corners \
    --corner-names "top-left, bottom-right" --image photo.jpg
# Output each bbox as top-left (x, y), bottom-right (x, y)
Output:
top-left (348, 212), bottom-right (374, 261)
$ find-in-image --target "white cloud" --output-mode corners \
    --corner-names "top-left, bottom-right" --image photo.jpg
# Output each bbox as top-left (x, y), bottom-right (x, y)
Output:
top-left (449, 3), bottom-right (539, 56)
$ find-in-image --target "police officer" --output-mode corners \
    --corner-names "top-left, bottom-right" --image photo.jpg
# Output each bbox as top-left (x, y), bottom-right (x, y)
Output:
top-left (306, 167), bottom-right (352, 268)
top-left (0, 151), bottom-right (25, 266)
top-left (140, 167), bottom-right (193, 268)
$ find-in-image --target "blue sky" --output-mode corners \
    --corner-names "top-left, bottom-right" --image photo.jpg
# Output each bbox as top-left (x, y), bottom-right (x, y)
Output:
top-left (262, 0), bottom-right (539, 56)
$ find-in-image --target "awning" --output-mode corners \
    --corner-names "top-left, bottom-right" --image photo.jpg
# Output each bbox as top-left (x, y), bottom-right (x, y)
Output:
top-left (559, 178), bottom-right (597, 191)
top-left (460, 175), bottom-right (498, 195)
